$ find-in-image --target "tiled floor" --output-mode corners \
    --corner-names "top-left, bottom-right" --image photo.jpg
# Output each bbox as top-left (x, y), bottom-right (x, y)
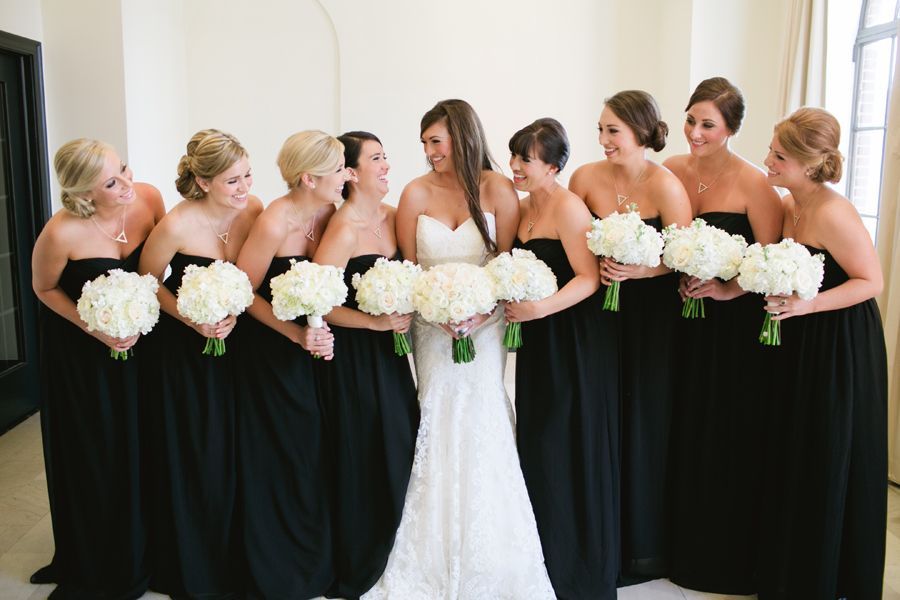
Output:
top-left (2, 357), bottom-right (899, 598)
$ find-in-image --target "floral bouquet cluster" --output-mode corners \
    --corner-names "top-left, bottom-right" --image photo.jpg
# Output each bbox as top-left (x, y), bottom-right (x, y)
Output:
top-left (77, 269), bottom-right (160, 360)
top-left (412, 262), bottom-right (496, 364)
top-left (485, 248), bottom-right (557, 349)
top-left (269, 258), bottom-right (348, 332)
top-left (586, 205), bottom-right (664, 311)
top-left (176, 260), bottom-right (254, 356)
top-left (662, 218), bottom-right (748, 318)
top-left (352, 257), bottom-right (422, 356)
top-left (736, 238), bottom-right (825, 346)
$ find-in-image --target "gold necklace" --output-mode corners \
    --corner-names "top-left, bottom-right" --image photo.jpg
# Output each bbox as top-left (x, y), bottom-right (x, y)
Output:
top-left (90, 204), bottom-right (128, 244)
top-left (201, 206), bottom-right (232, 245)
top-left (611, 162), bottom-right (648, 206)
top-left (347, 201), bottom-right (383, 239)
top-left (527, 184), bottom-right (558, 233)
top-left (696, 153), bottom-right (732, 194)
top-left (291, 200), bottom-right (317, 241)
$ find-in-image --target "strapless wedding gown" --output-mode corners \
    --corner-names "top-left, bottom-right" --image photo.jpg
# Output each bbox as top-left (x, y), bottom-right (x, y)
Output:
top-left (363, 214), bottom-right (554, 600)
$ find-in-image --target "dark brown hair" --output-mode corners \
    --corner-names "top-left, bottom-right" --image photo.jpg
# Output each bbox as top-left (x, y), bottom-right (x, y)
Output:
top-left (508, 118), bottom-right (570, 173)
top-left (421, 99), bottom-right (497, 253)
top-left (338, 131), bottom-right (382, 200)
top-left (685, 77), bottom-right (745, 134)
top-left (605, 90), bottom-right (668, 152)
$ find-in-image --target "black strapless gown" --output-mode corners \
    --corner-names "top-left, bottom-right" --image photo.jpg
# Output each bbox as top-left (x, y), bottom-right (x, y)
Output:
top-left (757, 247), bottom-right (887, 600)
top-left (143, 253), bottom-right (241, 598)
top-left (668, 212), bottom-right (770, 593)
top-left (234, 256), bottom-right (333, 599)
top-left (315, 254), bottom-right (419, 600)
top-left (617, 216), bottom-right (681, 583)
top-left (513, 238), bottom-right (620, 600)
top-left (39, 245), bottom-right (149, 600)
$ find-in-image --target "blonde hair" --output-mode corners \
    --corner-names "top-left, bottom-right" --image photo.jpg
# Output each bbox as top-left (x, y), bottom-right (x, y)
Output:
top-left (277, 130), bottom-right (344, 189)
top-left (774, 107), bottom-right (844, 184)
top-left (54, 139), bottom-right (115, 218)
top-left (175, 129), bottom-right (248, 199)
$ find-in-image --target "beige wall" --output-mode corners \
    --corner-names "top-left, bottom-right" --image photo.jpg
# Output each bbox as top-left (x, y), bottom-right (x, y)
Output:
top-left (3, 0), bottom-right (791, 209)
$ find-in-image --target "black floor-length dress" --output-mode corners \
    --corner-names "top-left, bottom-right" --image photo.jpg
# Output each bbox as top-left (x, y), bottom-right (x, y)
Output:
top-left (235, 256), bottom-right (333, 599)
top-left (39, 245), bottom-right (149, 600)
top-left (514, 237), bottom-right (620, 600)
top-left (617, 216), bottom-right (681, 583)
top-left (144, 252), bottom-right (242, 598)
top-left (316, 254), bottom-right (419, 600)
top-left (757, 246), bottom-right (887, 600)
top-left (668, 212), bottom-right (769, 594)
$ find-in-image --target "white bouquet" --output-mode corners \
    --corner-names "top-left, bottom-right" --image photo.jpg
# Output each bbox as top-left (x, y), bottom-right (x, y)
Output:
top-left (176, 260), bottom-right (254, 356)
top-left (586, 205), bottom-right (664, 311)
top-left (351, 257), bottom-right (422, 356)
top-left (269, 258), bottom-right (347, 331)
top-left (662, 218), bottom-right (748, 318)
top-left (412, 262), bottom-right (497, 363)
top-left (736, 238), bottom-right (825, 345)
top-left (76, 268), bottom-right (160, 360)
top-left (485, 248), bottom-right (558, 348)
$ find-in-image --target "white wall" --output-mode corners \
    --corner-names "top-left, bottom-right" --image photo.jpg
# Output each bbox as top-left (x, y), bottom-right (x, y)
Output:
top-left (0, 1), bottom-right (43, 41)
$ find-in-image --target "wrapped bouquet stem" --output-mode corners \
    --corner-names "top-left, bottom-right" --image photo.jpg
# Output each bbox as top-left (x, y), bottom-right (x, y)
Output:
top-left (486, 249), bottom-right (557, 349)
top-left (351, 257), bottom-right (422, 357)
top-left (76, 269), bottom-right (161, 360)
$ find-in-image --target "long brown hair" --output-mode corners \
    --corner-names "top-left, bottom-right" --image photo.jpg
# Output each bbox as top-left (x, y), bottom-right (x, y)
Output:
top-left (421, 99), bottom-right (497, 253)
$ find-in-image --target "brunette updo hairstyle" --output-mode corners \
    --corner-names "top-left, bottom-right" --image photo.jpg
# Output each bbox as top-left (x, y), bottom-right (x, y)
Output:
top-left (175, 129), bottom-right (248, 199)
top-left (685, 77), bottom-right (746, 134)
top-left (774, 107), bottom-right (844, 184)
top-left (277, 130), bottom-right (344, 190)
top-left (605, 90), bottom-right (668, 152)
top-left (508, 118), bottom-right (570, 173)
top-left (338, 131), bottom-right (382, 200)
top-left (54, 138), bottom-right (116, 218)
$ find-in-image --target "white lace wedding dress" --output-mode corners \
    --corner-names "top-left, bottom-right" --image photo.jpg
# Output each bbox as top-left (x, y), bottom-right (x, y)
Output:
top-left (363, 213), bottom-right (555, 600)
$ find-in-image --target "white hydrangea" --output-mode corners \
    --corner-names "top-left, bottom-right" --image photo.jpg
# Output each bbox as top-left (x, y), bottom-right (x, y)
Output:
top-left (412, 262), bottom-right (496, 325)
top-left (662, 218), bottom-right (748, 281)
top-left (737, 238), bottom-right (825, 300)
top-left (351, 257), bottom-right (422, 316)
top-left (176, 260), bottom-right (254, 325)
top-left (586, 209), bottom-right (664, 267)
top-left (77, 268), bottom-right (160, 338)
top-left (485, 248), bottom-right (558, 303)
top-left (269, 259), bottom-right (348, 322)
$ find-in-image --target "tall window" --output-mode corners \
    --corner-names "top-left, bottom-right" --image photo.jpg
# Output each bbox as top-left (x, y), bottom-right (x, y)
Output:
top-left (848, 0), bottom-right (900, 242)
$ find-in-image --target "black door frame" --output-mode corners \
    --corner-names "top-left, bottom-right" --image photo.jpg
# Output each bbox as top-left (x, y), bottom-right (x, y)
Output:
top-left (0, 29), bottom-right (51, 433)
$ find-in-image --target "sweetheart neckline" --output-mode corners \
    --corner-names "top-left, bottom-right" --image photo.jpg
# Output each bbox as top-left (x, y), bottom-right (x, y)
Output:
top-left (418, 213), bottom-right (494, 233)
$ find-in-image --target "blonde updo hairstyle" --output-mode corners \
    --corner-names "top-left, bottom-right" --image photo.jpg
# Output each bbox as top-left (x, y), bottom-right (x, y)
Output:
top-left (175, 129), bottom-right (248, 199)
top-left (54, 138), bottom-right (116, 218)
top-left (277, 130), bottom-right (344, 190)
top-left (774, 107), bottom-right (844, 184)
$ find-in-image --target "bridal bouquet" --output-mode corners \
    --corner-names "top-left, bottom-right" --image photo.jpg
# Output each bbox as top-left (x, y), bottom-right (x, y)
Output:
top-left (352, 257), bottom-right (422, 356)
top-left (176, 260), bottom-right (254, 356)
top-left (412, 262), bottom-right (496, 364)
top-left (485, 248), bottom-right (557, 349)
top-left (586, 205), bottom-right (664, 312)
top-left (662, 218), bottom-right (748, 318)
top-left (270, 258), bottom-right (348, 332)
top-left (736, 238), bottom-right (825, 346)
top-left (77, 268), bottom-right (160, 360)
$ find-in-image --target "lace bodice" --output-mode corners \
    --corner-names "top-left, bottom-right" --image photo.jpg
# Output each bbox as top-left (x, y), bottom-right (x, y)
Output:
top-left (415, 213), bottom-right (496, 268)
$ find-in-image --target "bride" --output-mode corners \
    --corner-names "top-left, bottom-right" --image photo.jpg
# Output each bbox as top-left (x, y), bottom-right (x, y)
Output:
top-left (362, 99), bottom-right (555, 599)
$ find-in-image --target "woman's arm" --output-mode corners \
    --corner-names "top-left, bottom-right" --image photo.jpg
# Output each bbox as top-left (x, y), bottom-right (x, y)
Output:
top-left (487, 173), bottom-right (520, 253)
top-left (395, 182), bottom-right (424, 263)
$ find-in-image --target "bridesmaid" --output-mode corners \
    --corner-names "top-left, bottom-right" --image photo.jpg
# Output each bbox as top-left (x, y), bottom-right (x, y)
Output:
top-left (662, 77), bottom-right (782, 594)
top-left (234, 130), bottom-right (346, 599)
top-left (138, 129), bottom-right (262, 598)
top-left (505, 118), bottom-right (618, 599)
top-left (312, 131), bottom-right (419, 599)
top-left (757, 107), bottom-right (886, 599)
top-left (569, 90), bottom-right (691, 584)
top-left (31, 139), bottom-right (164, 598)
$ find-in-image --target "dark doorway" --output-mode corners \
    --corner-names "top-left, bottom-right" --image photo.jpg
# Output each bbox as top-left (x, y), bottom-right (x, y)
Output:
top-left (0, 31), bottom-right (50, 434)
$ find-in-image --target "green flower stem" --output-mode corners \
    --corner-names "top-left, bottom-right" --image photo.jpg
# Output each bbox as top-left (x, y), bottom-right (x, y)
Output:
top-left (393, 332), bottom-right (411, 357)
top-left (758, 312), bottom-right (782, 346)
top-left (602, 280), bottom-right (620, 312)
top-left (203, 337), bottom-right (226, 357)
top-left (682, 297), bottom-right (706, 319)
top-left (109, 348), bottom-right (132, 361)
top-left (452, 335), bottom-right (476, 364)
top-left (503, 322), bottom-right (523, 349)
